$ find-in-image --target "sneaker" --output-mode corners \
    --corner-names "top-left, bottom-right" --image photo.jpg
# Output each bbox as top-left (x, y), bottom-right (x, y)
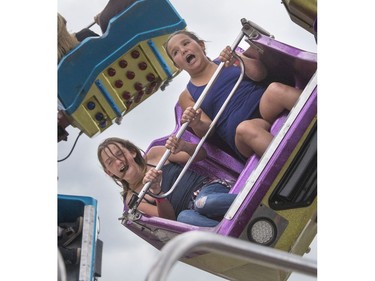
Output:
top-left (58, 216), bottom-right (83, 247)
top-left (59, 247), bottom-right (81, 265)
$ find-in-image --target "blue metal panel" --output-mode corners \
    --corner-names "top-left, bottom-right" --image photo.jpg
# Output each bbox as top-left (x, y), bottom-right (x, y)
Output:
top-left (95, 79), bottom-right (122, 117)
top-left (58, 0), bottom-right (186, 114)
top-left (58, 194), bottom-right (98, 222)
top-left (147, 38), bottom-right (174, 77)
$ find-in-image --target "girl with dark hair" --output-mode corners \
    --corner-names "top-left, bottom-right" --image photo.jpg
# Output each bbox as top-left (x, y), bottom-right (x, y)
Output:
top-left (97, 135), bottom-right (236, 227)
top-left (165, 30), bottom-right (303, 159)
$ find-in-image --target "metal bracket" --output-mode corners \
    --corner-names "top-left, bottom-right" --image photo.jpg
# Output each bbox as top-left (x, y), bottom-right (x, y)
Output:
top-left (145, 231), bottom-right (317, 281)
top-left (119, 209), bottom-right (142, 223)
top-left (240, 18), bottom-right (274, 54)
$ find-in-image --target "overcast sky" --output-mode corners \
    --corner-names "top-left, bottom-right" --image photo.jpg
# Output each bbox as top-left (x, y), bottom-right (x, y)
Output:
top-left (55, 1), bottom-right (318, 280)
top-left (3, 1), bottom-right (375, 280)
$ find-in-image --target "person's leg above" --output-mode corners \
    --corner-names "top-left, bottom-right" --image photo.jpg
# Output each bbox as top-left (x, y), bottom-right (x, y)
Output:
top-left (235, 118), bottom-right (272, 158)
top-left (260, 82), bottom-right (302, 123)
top-left (177, 210), bottom-right (220, 227)
top-left (194, 183), bottom-right (237, 218)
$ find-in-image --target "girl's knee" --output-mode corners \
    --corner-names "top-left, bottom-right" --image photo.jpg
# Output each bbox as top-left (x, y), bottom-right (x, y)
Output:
top-left (195, 196), bottom-right (217, 214)
top-left (265, 82), bottom-right (289, 96)
top-left (236, 119), bottom-right (270, 139)
top-left (195, 193), bottom-right (236, 217)
top-left (261, 83), bottom-right (282, 104)
top-left (236, 120), bottom-right (256, 139)
top-left (177, 210), bottom-right (195, 224)
top-left (264, 82), bottom-right (301, 101)
top-left (236, 122), bottom-right (246, 140)
top-left (195, 196), bottom-right (208, 209)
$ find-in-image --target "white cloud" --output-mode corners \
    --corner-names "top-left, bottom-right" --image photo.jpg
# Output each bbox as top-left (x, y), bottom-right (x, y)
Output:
top-left (57, 1), bottom-right (317, 280)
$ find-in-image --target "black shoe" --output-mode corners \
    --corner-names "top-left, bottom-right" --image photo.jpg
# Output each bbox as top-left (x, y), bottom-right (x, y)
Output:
top-left (58, 216), bottom-right (83, 247)
top-left (59, 247), bottom-right (81, 265)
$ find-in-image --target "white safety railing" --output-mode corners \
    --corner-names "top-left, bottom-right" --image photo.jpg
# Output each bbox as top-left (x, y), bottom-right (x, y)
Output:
top-left (145, 231), bottom-right (317, 281)
top-left (127, 18), bottom-right (269, 215)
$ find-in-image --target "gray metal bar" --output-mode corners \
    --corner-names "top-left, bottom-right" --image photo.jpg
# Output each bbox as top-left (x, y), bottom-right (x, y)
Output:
top-left (225, 71), bottom-right (317, 219)
top-left (145, 231), bottom-right (317, 281)
top-left (128, 28), bottom-right (246, 213)
top-left (160, 53), bottom-right (245, 198)
top-left (58, 248), bottom-right (67, 281)
top-left (86, 21), bottom-right (96, 29)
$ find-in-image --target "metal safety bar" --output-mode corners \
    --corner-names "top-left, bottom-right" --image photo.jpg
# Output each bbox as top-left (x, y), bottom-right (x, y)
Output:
top-left (127, 18), bottom-right (264, 214)
top-left (157, 54), bottom-right (244, 199)
top-left (145, 231), bottom-right (317, 281)
top-left (86, 21), bottom-right (96, 29)
top-left (58, 248), bottom-right (67, 281)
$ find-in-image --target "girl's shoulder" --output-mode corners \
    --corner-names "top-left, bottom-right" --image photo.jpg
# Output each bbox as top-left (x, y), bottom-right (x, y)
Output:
top-left (124, 191), bottom-right (131, 205)
top-left (146, 146), bottom-right (169, 166)
top-left (213, 58), bottom-right (221, 65)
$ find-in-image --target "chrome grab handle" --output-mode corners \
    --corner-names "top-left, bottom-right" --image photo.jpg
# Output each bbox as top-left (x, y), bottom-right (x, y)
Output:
top-left (145, 231), bottom-right (317, 281)
top-left (127, 18), bottom-right (263, 215)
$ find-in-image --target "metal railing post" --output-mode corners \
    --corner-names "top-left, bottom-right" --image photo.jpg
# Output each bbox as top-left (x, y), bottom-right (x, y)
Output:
top-left (145, 231), bottom-right (317, 281)
top-left (128, 27), bottom-right (246, 213)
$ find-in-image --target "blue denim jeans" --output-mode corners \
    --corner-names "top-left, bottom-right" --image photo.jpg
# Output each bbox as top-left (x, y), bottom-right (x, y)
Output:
top-left (177, 182), bottom-right (237, 227)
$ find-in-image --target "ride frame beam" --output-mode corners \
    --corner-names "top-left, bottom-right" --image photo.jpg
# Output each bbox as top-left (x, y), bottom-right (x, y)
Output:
top-left (145, 231), bottom-right (317, 281)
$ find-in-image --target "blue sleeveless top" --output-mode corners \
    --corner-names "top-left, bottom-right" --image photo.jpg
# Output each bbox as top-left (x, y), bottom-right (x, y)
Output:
top-left (186, 60), bottom-right (266, 153)
top-left (160, 162), bottom-right (206, 216)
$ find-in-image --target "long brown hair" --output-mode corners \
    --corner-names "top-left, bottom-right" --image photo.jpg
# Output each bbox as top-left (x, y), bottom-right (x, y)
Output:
top-left (58, 13), bottom-right (79, 63)
top-left (97, 137), bottom-right (147, 199)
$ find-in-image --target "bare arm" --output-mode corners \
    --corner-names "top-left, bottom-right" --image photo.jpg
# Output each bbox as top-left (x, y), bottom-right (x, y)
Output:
top-left (137, 139), bottom-right (207, 220)
top-left (165, 135), bottom-right (207, 164)
top-left (128, 191), bottom-right (176, 220)
top-left (147, 136), bottom-right (207, 165)
top-left (129, 165), bottom-right (176, 220)
top-left (179, 89), bottom-right (213, 138)
top-left (219, 46), bottom-right (267, 82)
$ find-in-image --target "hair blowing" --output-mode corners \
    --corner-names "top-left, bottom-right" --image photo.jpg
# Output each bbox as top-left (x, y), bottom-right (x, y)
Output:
top-left (97, 137), bottom-right (147, 199)
top-left (57, 13), bottom-right (80, 63)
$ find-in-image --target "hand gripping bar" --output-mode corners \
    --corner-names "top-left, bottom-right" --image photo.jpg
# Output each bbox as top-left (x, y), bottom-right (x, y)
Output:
top-left (127, 18), bottom-right (254, 214)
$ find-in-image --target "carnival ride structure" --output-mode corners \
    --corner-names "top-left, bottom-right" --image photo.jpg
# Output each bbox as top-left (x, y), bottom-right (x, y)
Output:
top-left (57, 0), bottom-right (317, 280)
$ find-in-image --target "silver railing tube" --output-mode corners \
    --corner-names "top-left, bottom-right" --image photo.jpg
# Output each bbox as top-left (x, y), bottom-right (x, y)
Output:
top-left (145, 231), bottom-right (317, 281)
top-left (127, 29), bottom-right (245, 213)
top-left (160, 54), bottom-right (245, 198)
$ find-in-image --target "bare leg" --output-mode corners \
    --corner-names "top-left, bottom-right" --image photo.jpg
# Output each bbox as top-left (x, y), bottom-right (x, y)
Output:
top-left (235, 118), bottom-right (273, 158)
top-left (260, 82), bottom-right (303, 123)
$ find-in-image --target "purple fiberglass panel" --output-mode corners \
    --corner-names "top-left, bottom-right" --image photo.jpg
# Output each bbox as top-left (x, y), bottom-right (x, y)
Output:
top-left (217, 88), bottom-right (317, 237)
top-left (121, 33), bottom-right (317, 248)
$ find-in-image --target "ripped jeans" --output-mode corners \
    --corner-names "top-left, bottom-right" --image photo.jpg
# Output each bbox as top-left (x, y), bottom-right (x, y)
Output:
top-left (177, 182), bottom-right (237, 227)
